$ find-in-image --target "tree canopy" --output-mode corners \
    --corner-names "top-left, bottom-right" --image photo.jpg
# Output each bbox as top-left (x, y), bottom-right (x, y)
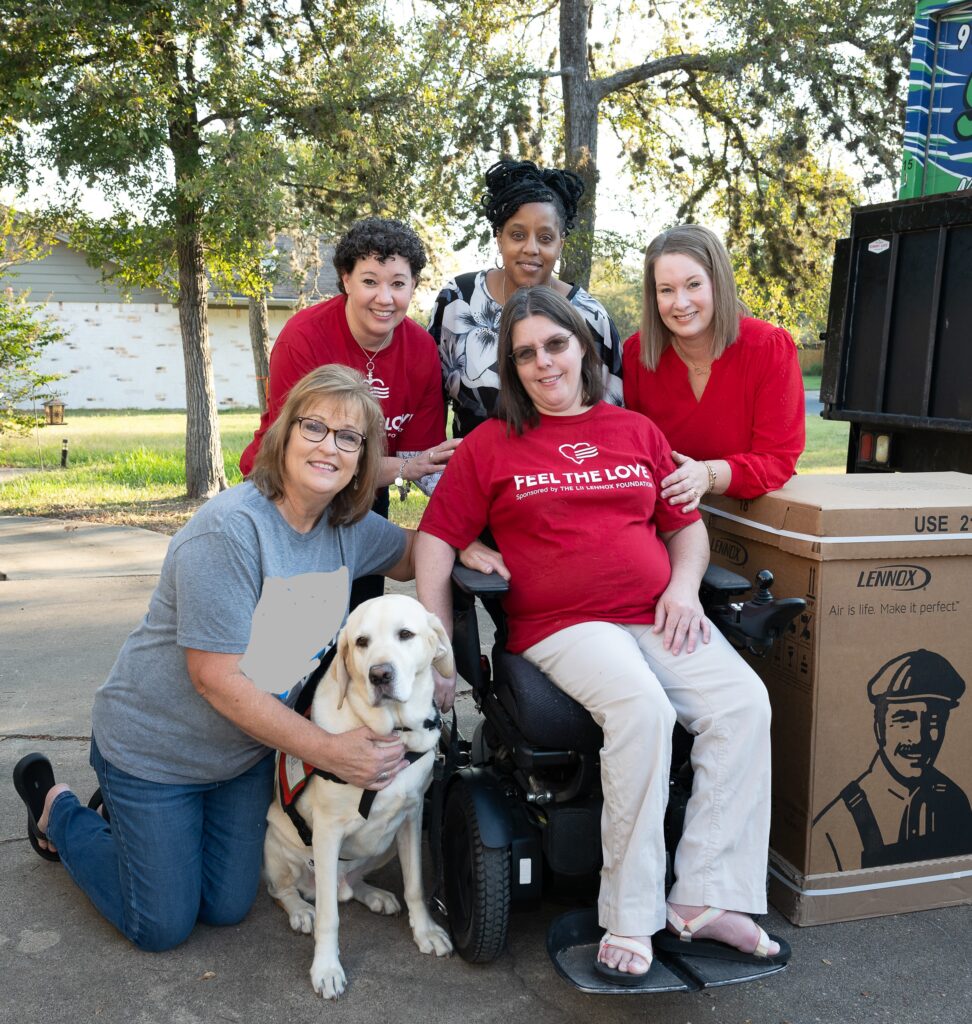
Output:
top-left (0, 1), bottom-right (537, 494)
top-left (1, 0), bottom-right (919, 482)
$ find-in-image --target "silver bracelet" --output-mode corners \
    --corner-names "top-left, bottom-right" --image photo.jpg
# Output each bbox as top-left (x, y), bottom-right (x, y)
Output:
top-left (394, 457), bottom-right (412, 501)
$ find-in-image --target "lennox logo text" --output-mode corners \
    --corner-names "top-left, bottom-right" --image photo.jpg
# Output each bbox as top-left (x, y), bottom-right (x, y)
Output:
top-left (855, 564), bottom-right (931, 592)
top-left (711, 537), bottom-right (748, 567)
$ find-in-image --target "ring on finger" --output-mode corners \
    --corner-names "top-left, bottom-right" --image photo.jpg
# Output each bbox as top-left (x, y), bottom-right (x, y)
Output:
top-left (378, 771), bottom-right (389, 782)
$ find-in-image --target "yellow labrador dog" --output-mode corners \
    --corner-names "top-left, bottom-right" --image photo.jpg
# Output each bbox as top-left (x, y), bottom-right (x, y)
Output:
top-left (263, 594), bottom-right (454, 999)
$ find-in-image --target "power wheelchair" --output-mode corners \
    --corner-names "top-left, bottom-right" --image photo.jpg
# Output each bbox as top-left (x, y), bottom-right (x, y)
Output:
top-left (429, 562), bottom-right (804, 994)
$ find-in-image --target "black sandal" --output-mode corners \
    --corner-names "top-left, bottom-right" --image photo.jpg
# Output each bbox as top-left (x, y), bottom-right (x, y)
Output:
top-left (13, 753), bottom-right (61, 862)
top-left (87, 787), bottom-right (111, 825)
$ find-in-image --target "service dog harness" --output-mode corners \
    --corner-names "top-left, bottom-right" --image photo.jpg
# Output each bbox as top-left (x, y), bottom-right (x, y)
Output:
top-left (277, 656), bottom-right (441, 847)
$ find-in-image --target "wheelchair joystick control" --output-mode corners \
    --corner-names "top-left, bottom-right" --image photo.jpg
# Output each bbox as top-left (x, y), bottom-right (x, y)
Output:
top-left (752, 569), bottom-right (775, 605)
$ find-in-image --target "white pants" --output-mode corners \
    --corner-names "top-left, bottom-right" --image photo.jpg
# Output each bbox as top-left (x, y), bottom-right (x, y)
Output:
top-left (524, 620), bottom-right (771, 936)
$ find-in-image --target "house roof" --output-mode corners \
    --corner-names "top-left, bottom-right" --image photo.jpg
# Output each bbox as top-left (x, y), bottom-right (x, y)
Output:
top-left (1, 207), bottom-right (338, 308)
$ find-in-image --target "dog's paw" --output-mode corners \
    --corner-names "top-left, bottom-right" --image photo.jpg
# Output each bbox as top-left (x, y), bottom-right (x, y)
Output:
top-left (288, 906), bottom-right (315, 934)
top-left (413, 921), bottom-right (453, 957)
top-left (310, 958), bottom-right (347, 1000)
top-left (364, 889), bottom-right (401, 915)
top-left (353, 881), bottom-right (401, 915)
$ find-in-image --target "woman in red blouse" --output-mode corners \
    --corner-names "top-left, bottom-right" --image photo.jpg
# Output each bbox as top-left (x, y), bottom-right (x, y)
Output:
top-left (622, 225), bottom-right (805, 511)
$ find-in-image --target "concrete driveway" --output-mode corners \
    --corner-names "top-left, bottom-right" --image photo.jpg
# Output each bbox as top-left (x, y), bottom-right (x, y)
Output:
top-left (1, 515), bottom-right (969, 1024)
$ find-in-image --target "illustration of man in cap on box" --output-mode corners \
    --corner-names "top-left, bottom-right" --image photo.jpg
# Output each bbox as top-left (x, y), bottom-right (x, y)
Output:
top-left (813, 648), bottom-right (972, 871)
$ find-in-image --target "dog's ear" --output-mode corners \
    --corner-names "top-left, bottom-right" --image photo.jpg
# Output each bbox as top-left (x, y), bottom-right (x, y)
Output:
top-left (334, 626), bottom-right (353, 711)
top-left (428, 611), bottom-right (455, 680)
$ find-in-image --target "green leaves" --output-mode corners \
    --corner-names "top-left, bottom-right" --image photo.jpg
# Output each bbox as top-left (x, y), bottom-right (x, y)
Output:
top-left (0, 293), bottom-right (64, 435)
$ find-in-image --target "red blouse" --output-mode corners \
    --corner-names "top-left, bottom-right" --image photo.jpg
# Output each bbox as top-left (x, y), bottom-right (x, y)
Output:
top-left (622, 317), bottom-right (805, 498)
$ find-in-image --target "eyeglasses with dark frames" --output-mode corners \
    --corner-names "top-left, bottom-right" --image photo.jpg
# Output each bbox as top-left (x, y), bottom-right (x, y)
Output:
top-left (508, 333), bottom-right (574, 366)
top-left (295, 417), bottom-right (366, 452)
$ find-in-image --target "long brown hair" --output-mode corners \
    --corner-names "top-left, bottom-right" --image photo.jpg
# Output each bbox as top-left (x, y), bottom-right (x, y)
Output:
top-left (639, 224), bottom-right (750, 371)
top-left (249, 364), bottom-right (385, 526)
top-left (497, 286), bottom-right (604, 435)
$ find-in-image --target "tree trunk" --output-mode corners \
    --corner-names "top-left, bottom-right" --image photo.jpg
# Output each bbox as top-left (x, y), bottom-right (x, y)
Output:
top-left (248, 293), bottom-right (271, 413)
top-left (164, 39), bottom-right (226, 501)
top-left (559, 0), bottom-right (599, 289)
top-left (176, 208), bottom-right (227, 498)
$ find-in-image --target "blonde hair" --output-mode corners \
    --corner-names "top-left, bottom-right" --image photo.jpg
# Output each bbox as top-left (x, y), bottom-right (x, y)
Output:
top-left (249, 364), bottom-right (385, 526)
top-left (639, 224), bottom-right (749, 371)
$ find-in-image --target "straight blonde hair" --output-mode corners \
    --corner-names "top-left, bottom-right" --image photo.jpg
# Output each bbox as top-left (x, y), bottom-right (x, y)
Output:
top-left (639, 224), bottom-right (750, 371)
top-left (249, 364), bottom-right (385, 526)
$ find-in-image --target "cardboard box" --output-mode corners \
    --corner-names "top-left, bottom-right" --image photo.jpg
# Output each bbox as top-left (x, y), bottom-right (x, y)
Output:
top-left (703, 472), bottom-right (972, 926)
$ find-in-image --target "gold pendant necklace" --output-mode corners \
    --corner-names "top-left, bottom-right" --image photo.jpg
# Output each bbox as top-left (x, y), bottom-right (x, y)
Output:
top-left (672, 339), bottom-right (713, 376)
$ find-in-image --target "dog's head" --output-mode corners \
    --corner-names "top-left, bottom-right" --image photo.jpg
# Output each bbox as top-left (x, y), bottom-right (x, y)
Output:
top-left (333, 594), bottom-right (454, 713)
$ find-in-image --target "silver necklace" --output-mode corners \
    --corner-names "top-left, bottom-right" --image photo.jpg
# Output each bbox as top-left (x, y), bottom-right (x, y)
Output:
top-left (354, 329), bottom-right (394, 386)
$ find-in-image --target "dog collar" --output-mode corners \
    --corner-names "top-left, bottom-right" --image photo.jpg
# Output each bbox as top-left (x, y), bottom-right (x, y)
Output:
top-left (400, 705), bottom-right (442, 734)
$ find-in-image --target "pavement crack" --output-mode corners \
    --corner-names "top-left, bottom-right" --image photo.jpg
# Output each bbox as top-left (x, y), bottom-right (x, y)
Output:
top-left (2, 733), bottom-right (91, 741)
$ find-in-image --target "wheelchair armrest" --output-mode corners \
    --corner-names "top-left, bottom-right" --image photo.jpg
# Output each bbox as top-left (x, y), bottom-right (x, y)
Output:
top-left (700, 563), bottom-right (751, 599)
top-left (711, 597), bottom-right (806, 652)
top-left (451, 564), bottom-right (511, 598)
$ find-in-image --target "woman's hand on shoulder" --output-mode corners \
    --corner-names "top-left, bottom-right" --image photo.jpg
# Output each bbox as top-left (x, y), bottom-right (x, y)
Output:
top-left (660, 451), bottom-right (709, 513)
top-left (458, 538), bottom-right (510, 580)
top-left (652, 583), bottom-right (710, 655)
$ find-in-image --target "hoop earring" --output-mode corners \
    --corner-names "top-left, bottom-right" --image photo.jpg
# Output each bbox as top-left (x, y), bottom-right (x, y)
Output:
top-left (553, 257), bottom-right (562, 277)
top-left (494, 252), bottom-right (505, 270)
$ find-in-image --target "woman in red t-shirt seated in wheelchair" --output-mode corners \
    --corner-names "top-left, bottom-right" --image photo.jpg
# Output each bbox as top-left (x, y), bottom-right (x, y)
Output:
top-left (416, 286), bottom-right (788, 985)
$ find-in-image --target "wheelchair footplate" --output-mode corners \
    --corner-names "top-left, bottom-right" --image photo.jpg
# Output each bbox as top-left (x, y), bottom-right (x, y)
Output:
top-left (546, 909), bottom-right (787, 995)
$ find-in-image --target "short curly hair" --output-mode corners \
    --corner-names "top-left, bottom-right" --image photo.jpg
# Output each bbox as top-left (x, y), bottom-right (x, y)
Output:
top-left (332, 217), bottom-right (427, 293)
top-left (481, 160), bottom-right (585, 236)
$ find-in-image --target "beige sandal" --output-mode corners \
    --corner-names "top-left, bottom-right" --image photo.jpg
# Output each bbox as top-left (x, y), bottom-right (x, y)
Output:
top-left (657, 905), bottom-right (790, 965)
top-left (594, 932), bottom-right (653, 985)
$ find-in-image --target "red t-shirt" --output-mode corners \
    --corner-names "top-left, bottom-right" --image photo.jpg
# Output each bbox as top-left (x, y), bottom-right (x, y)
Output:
top-left (240, 294), bottom-right (445, 474)
top-left (621, 317), bottom-right (805, 498)
top-left (419, 403), bottom-right (699, 652)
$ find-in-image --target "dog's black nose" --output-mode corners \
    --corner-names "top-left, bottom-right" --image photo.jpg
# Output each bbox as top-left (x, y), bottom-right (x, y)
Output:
top-left (369, 663), bottom-right (395, 689)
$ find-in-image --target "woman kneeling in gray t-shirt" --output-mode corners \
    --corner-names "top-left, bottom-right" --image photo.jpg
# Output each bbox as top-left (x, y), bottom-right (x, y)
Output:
top-left (12, 364), bottom-right (416, 951)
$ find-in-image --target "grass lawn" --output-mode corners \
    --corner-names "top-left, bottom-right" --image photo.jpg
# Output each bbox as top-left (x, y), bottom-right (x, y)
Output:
top-left (0, 408), bottom-right (431, 533)
top-left (1, 404), bottom-right (850, 535)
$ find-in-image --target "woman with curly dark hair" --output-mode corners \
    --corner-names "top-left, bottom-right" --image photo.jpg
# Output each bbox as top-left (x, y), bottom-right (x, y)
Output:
top-left (428, 160), bottom-right (623, 438)
top-left (241, 216), bottom-right (458, 607)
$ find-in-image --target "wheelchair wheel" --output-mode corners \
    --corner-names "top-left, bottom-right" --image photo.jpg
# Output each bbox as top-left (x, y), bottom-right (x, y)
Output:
top-left (443, 781), bottom-right (510, 963)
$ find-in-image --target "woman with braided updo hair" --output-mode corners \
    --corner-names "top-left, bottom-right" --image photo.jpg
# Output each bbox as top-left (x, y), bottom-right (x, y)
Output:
top-left (429, 159), bottom-right (623, 437)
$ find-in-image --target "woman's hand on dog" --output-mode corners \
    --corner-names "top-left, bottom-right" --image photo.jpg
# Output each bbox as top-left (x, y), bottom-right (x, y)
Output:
top-left (326, 726), bottom-right (407, 790)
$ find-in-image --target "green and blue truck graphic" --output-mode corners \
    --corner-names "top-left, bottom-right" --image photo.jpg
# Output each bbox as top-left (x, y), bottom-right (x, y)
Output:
top-left (900, 0), bottom-right (972, 197)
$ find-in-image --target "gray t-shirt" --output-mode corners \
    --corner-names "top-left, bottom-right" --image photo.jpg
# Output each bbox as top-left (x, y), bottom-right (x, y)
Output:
top-left (91, 481), bottom-right (407, 785)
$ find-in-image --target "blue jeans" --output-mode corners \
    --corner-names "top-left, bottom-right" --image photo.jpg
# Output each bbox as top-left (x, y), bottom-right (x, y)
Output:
top-left (46, 738), bottom-right (274, 952)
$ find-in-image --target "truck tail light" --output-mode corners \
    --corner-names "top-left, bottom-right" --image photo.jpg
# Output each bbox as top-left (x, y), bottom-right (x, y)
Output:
top-left (858, 432), bottom-right (874, 462)
top-left (857, 431), bottom-right (891, 466)
top-left (874, 434), bottom-right (891, 464)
